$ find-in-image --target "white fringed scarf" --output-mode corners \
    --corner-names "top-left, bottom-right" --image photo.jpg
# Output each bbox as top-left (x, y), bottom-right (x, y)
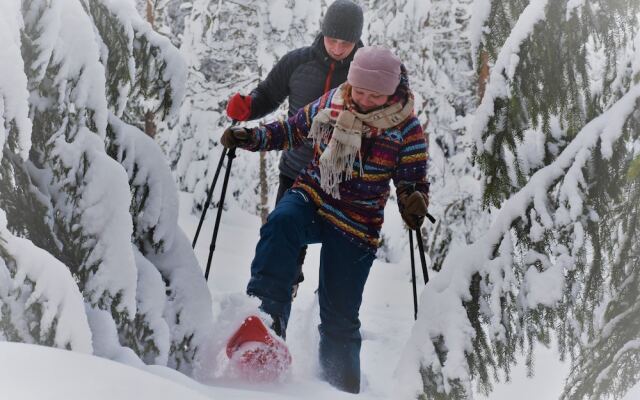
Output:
top-left (309, 86), bottom-right (414, 199)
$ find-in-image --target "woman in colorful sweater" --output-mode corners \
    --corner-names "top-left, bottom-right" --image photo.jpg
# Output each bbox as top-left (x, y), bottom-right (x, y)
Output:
top-left (221, 46), bottom-right (430, 393)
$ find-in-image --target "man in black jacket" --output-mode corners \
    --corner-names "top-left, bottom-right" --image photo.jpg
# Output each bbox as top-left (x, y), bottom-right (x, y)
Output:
top-left (226, 0), bottom-right (364, 309)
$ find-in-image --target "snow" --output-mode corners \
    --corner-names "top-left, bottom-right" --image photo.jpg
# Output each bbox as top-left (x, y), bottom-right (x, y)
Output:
top-left (51, 128), bottom-right (138, 316)
top-left (108, 113), bottom-right (215, 373)
top-left (174, 192), bottom-right (573, 399)
top-left (0, 211), bottom-right (93, 353)
top-left (0, 0), bottom-right (32, 161)
top-left (99, 0), bottom-right (187, 121)
top-left (1, 0), bottom-right (639, 398)
top-left (181, 192), bottom-right (453, 398)
top-left (0, 342), bottom-right (210, 400)
top-left (6, 339), bottom-right (639, 400)
top-left (132, 248), bottom-right (171, 365)
top-left (1, 188), bottom-right (605, 400)
top-left (469, 0), bottom-right (492, 65)
top-left (517, 128), bottom-right (546, 175)
top-left (180, 191), bottom-right (418, 397)
top-left (268, 0), bottom-right (293, 32)
top-left (109, 114), bottom-right (180, 250)
top-left (26, 0), bottom-right (109, 137)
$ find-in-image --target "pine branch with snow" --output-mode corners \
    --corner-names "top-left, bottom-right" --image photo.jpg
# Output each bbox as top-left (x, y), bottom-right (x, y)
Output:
top-left (395, 1), bottom-right (640, 399)
top-left (0, 0), bottom-right (213, 377)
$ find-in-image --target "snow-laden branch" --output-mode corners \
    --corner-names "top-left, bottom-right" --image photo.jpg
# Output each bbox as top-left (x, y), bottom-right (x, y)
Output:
top-left (0, 211), bottom-right (93, 353)
top-left (97, 0), bottom-right (187, 121)
top-left (395, 83), bottom-right (640, 398)
top-left (468, 0), bottom-right (492, 64)
top-left (108, 114), bottom-right (179, 250)
top-left (50, 128), bottom-right (138, 316)
top-left (471, 0), bottom-right (549, 154)
top-left (0, 0), bottom-right (32, 161)
top-left (108, 113), bottom-right (214, 372)
top-left (25, 0), bottom-right (109, 137)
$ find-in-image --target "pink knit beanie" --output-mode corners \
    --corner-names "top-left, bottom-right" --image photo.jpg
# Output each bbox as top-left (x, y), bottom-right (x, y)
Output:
top-left (347, 46), bottom-right (401, 95)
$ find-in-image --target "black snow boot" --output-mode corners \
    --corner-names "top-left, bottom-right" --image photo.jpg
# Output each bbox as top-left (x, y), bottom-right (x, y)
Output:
top-left (270, 313), bottom-right (287, 340)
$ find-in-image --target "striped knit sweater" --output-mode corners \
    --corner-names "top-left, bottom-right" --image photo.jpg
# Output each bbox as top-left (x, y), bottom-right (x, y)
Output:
top-left (245, 82), bottom-right (429, 252)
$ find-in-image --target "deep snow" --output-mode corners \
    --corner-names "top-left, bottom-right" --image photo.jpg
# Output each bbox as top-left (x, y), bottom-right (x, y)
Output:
top-left (2, 190), bottom-right (639, 399)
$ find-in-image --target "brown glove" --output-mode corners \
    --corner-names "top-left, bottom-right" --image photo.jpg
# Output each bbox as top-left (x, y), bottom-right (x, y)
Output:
top-left (399, 191), bottom-right (429, 230)
top-left (220, 126), bottom-right (254, 149)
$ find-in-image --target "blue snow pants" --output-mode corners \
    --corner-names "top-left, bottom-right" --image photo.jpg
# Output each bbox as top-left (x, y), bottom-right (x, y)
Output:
top-left (246, 189), bottom-right (375, 393)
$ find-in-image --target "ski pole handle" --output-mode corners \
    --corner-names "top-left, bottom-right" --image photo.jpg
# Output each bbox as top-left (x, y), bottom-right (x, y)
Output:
top-left (407, 183), bottom-right (436, 226)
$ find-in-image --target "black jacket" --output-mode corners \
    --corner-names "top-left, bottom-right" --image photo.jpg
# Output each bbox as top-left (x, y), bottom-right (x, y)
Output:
top-left (249, 35), bottom-right (363, 180)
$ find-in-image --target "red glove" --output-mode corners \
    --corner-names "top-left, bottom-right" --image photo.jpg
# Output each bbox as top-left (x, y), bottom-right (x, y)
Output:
top-left (226, 93), bottom-right (252, 121)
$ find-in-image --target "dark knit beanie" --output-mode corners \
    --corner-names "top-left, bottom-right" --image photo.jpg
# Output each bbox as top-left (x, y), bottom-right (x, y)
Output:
top-left (321, 0), bottom-right (364, 43)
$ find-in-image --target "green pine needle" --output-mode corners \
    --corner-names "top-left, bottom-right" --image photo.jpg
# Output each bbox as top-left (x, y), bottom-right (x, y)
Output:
top-left (628, 156), bottom-right (640, 181)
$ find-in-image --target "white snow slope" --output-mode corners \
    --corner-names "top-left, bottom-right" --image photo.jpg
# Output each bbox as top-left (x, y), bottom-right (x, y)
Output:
top-left (2, 190), bottom-right (639, 400)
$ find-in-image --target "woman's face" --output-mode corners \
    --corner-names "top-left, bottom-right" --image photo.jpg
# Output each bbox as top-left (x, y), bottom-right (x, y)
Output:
top-left (351, 86), bottom-right (389, 113)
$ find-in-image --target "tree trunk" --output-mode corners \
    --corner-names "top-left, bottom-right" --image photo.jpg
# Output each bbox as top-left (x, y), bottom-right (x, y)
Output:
top-left (478, 50), bottom-right (490, 103)
top-left (259, 151), bottom-right (269, 224)
top-left (146, 0), bottom-right (155, 28)
top-left (144, 111), bottom-right (157, 138)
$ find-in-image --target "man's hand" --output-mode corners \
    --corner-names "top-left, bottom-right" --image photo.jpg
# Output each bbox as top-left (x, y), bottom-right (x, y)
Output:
top-left (226, 93), bottom-right (252, 121)
top-left (221, 126), bottom-right (254, 149)
top-left (399, 191), bottom-right (429, 230)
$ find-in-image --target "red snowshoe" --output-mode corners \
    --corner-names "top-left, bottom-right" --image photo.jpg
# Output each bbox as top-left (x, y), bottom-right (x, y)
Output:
top-left (225, 315), bottom-right (292, 382)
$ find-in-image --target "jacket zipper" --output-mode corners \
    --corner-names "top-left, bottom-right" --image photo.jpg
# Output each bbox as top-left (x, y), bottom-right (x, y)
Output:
top-left (323, 61), bottom-right (336, 94)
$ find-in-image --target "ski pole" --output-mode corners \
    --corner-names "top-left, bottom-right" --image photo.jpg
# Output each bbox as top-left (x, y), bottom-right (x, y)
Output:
top-left (409, 230), bottom-right (418, 321)
top-left (192, 121), bottom-right (238, 248)
top-left (408, 207), bottom-right (436, 320)
top-left (192, 146), bottom-right (228, 248)
top-left (205, 146), bottom-right (237, 281)
top-left (415, 228), bottom-right (428, 284)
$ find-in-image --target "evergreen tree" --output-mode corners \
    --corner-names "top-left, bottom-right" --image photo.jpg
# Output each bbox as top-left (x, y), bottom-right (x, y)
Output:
top-left (0, 0), bottom-right (213, 376)
top-left (396, 1), bottom-right (640, 399)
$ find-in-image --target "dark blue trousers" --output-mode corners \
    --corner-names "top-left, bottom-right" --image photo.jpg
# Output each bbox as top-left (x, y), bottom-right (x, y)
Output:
top-left (247, 189), bottom-right (375, 393)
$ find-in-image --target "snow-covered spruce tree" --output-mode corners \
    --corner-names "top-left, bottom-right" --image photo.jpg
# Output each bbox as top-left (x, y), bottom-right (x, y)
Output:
top-left (158, 0), bottom-right (321, 216)
top-left (559, 20), bottom-right (640, 400)
top-left (394, 1), bottom-right (640, 399)
top-left (0, 0), bottom-right (92, 352)
top-left (0, 0), bottom-right (213, 375)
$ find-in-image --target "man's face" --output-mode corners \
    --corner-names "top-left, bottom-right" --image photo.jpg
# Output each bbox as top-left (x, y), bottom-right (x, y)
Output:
top-left (351, 86), bottom-right (389, 113)
top-left (323, 37), bottom-right (356, 61)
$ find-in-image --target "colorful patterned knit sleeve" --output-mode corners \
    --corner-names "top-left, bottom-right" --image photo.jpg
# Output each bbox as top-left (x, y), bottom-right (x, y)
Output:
top-left (244, 93), bottom-right (326, 152)
top-left (392, 116), bottom-right (430, 202)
